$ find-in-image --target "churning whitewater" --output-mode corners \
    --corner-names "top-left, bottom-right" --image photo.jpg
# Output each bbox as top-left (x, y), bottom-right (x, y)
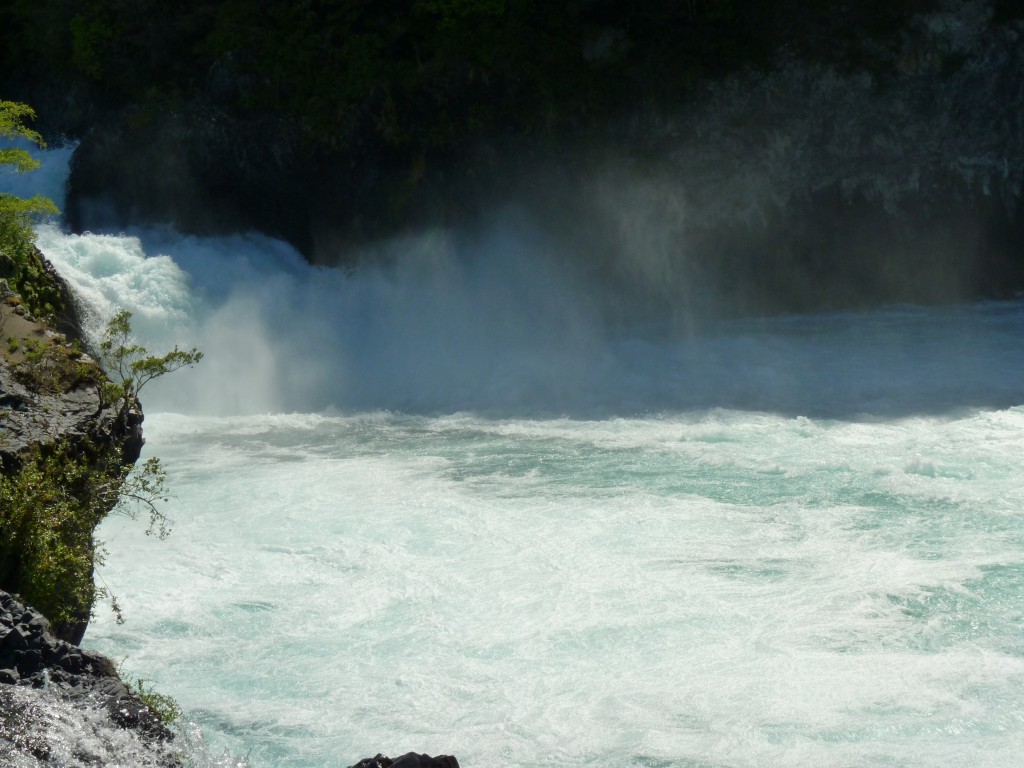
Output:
top-left (11, 147), bottom-right (1024, 766)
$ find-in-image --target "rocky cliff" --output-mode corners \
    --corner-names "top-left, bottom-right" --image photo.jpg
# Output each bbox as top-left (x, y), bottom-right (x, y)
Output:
top-left (0, 283), bottom-right (143, 476)
top-left (0, 246), bottom-right (143, 645)
top-left (0, 246), bottom-right (169, 763)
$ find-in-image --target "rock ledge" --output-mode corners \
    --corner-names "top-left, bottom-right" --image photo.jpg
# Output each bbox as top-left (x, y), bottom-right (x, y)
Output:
top-left (0, 590), bottom-right (174, 765)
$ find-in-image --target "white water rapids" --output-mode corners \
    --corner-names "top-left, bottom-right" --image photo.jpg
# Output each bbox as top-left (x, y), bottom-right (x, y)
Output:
top-left (5, 147), bottom-right (1024, 766)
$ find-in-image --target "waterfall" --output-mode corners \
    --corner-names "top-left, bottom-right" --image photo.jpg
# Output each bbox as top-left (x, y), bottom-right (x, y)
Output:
top-left (4, 138), bottom-right (1024, 768)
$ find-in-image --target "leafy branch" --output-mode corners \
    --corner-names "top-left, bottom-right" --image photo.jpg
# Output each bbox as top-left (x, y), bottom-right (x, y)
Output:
top-left (0, 100), bottom-right (48, 173)
top-left (97, 309), bottom-right (203, 420)
top-left (114, 455), bottom-right (172, 540)
top-left (0, 101), bottom-right (61, 320)
top-left (0, 101), bottom-right (59, 228)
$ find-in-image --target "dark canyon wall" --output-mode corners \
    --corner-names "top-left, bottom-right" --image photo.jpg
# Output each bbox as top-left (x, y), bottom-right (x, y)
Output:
top-left (3, 1), bottom-right (1023, 316)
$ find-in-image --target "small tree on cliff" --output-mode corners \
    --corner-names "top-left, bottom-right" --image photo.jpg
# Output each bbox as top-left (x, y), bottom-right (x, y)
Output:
top-left (95, 309), bottom-right (203, 544)
top-left (93, 310), bottom-right (201, 622)
top-left (98, 309), bottom-right (203, 422)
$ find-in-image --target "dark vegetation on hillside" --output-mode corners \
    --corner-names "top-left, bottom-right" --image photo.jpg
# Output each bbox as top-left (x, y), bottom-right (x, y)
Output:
top-left (3, 1), bottom-right (1024, 313)
top-left (0, 1), bottom-right (947, 147)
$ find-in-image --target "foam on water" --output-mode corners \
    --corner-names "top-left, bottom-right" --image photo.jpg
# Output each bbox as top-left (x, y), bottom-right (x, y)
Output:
top-left (81, 405), bottom-right (1024, 767)
top-left (0, 685), bottom-right (247, 768)
top-left (0, 687), bottom-right (162, 767)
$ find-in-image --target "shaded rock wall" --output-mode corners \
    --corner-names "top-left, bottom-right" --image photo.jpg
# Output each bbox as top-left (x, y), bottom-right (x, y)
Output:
top-left (551, 1), bottom-right (1024, 319)
top-left (43, 1), bottom-right (1024, 319)
top-left (0, 307), bottom-right (143, 475)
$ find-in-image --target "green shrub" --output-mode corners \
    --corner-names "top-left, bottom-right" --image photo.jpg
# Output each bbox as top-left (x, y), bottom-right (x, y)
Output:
top-left (0, 438), bottom-right (176, 638)
top-left (11, 335), bottom-right (101, 394)
top-left (0, 443), bottom-right (112, 635)
top-left (130, 677), bottom-right (183, 725)
top-left (0, 438), bottom-right (173, 634)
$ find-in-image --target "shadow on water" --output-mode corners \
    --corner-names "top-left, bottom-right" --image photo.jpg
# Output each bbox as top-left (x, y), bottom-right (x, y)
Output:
top-left (576, 300), bottom-right (1024, 422)
top-left (741, 301), bottom-right (1021, 419)
top-left (319, 299), bottom-right (1024, 422)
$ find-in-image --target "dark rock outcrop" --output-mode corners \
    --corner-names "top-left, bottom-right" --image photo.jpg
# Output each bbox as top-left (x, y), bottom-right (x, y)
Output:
top-left (0, 346), bottom-right (142, 475)
top-left (65, 103), bottom-right (320, 256)
top-left (0, 246), bottom-right (143, 474)
top-left (0, 590), bottom-right (174, 765)
top-left (347, 752), bottom-right (461, 768)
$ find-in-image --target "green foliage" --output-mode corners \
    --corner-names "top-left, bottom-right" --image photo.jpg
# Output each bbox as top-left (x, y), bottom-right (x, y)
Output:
top-left (98, 309), bottom-right (203, 419)
top-left (0, 442), bottom-right (162, 634)
top-left (0, 439), bottom-right (174, 638)
top-left (130, 677), bottom-right (183, 725)
top-left (0, 448), bottom-right (96, 633)
top-left (116, 659), bottom-right (183, 725)
top-left (0, 243), bottom-right (61, 321)
top-left (0, 211), bottom-right (64, 320)
top-left (0, 101), bottom-right (61, 320)
top-left (117, 455), bottom-right (173, 539)
top-left (69, 8), bottom-right (119, 81)
top-left (0, 100), bottom-right (48, 173)
top-left (10, 335), bottom-right (101, 394)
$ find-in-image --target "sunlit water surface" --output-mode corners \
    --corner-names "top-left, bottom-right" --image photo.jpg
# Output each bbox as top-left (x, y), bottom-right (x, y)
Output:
top-left (83, 401), bottom-right (1024, 768)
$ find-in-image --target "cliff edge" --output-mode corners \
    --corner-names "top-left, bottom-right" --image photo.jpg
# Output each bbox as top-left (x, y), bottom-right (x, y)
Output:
top-left (0, 245), bottom-right (171, 763)
top-left (0, 246), bottom-right (143, 645)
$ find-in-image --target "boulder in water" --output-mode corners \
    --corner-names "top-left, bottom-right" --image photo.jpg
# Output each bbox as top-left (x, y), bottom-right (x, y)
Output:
top-left (347, 752), bottom-right (461, 768)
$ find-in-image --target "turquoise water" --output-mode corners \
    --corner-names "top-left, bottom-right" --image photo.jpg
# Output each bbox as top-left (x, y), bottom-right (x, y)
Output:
top-left (83, 406), bottom-right (1024, 767)
top-left (11, 147), bottom-right (1024, 766)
